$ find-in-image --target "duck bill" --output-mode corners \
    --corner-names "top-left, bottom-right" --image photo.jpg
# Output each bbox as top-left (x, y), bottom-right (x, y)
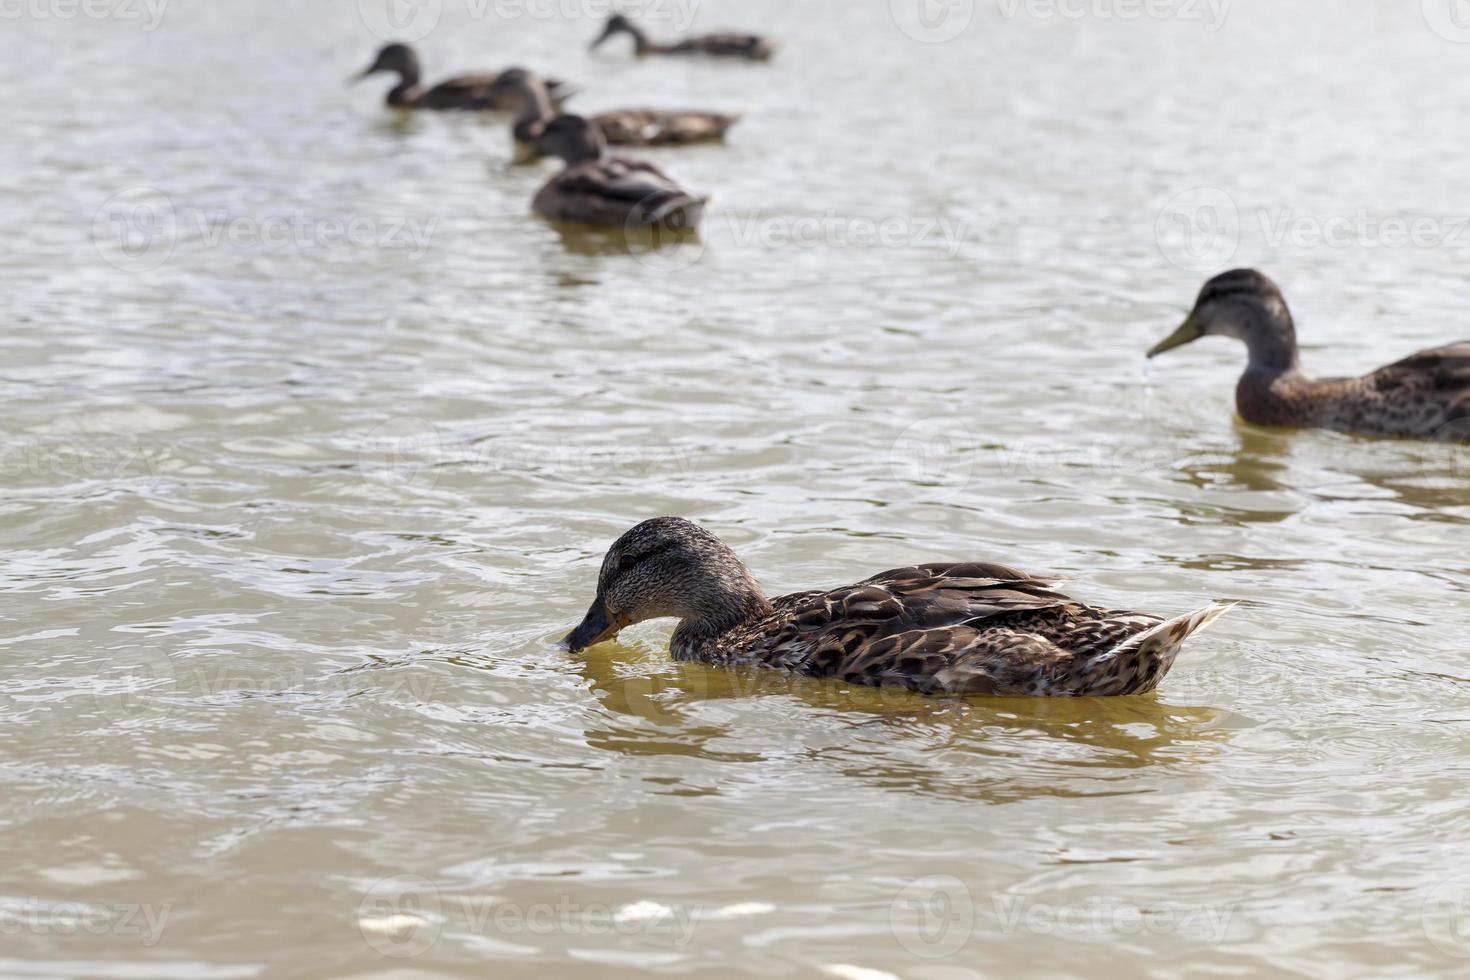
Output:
top-left (560, 600), bottom-right (625, 653)
top-left (511, 140), bottom-right (542, 165)
top-left (349, 66), bottom-right (376, 85)
top-left (1147, 314), bottom-right (1204, 359)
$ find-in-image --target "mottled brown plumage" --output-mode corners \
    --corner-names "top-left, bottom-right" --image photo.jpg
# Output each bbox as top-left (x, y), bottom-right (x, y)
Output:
top-left (530, 116), bottom-right (707, 231)
top-left (561, 518), bottom-right (1230, 698)
top-left (489, 68), bottom-right (742, 161)
top-left (1150, 269), bottom-right (1470, 439)
top-left (590, 14), bottom-right (776, 61)
top-left (351, 43), bottom-right (571, 111)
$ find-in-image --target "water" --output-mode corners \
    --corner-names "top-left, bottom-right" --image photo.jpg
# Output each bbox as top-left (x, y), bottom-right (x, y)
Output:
top-left (3, 1), bottom-right (1469, 976)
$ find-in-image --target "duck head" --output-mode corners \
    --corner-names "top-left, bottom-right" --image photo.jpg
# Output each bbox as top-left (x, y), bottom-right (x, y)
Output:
top-left (534, 114), bottom-right (609, 166)
top-left (590, 13), bottom-right (646, 53)
top-left (1149, 269), bottom-right (1301, 372)
top-left (561, 518), bottom-right (771, 654)
top-left (488, 67), bottom-right (554, 148)
top-left (353, 43), bottom-right (421, 84)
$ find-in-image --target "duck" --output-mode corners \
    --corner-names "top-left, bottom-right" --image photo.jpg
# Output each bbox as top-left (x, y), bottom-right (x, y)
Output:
top-left (589, 13), bottom-right (776, 61)
top-left (351, 43), bottom-right (572, 111)
top-left (561, 518), bottom-right (1231, 698)
top-left (489, 68), bottom-right (742, 161)
top-left (529, 116), bottom-right (708, 231)
top-left (1149, 269), bottom-right (1470, 440)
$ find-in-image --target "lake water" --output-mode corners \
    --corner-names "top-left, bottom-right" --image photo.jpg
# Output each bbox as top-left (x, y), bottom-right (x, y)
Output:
top-left (3, 0), bottom-right (1469, 976)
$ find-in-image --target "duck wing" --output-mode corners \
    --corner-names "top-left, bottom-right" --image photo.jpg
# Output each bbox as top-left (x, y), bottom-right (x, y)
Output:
top-left (740, 564), bottom-right (1226, 697)
top-left (1367, 341), bottom-right (1470, 430)
top-left (677, 33), bottom-right (774, 59)
top-left (541, 158), bottom-right (706, 228)
top-left (593, 109), bottom-right (743, 146)
top-left (418, 72), bottom-right (502, 109)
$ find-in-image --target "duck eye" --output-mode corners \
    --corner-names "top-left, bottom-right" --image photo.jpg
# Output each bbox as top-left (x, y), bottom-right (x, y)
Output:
top-left (618, 554), bottom-right (638, 574)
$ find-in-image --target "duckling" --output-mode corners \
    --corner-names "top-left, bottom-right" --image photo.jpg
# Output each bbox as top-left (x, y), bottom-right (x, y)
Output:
top-left (589, 13), bottom-right (776, 61)
top-left (489, 68), bottom-right (742, 162)
top-left (351, 43), bottom-right (571, 110)
top-left (529, 116), bottom-right (708, 231)
top-left (1149, 269), bottom-right (1470, 440)
top-left (562, 518), bottom-right (1231, 698)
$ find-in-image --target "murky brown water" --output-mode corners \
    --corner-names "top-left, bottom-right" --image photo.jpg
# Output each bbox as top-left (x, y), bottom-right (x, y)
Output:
top-left (3, 0), bottom-right (1469, 977)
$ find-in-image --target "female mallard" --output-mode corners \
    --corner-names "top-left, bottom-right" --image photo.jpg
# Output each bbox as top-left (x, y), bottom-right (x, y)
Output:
top-left (351, 43), bottom-right (571, 110)
top-left (490, 68), bottom-right (742, 160)
top-left (561, 518), bottom-right (1230, 698)
top-left (530, 116), bottom-right (708, 231)
top-left (1149, 269), bottom-right (1470, 439)
top-left (589, 13), bottom-right (776, 61)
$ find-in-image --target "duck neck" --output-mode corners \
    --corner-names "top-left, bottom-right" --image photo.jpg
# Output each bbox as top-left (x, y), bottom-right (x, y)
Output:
top-left (512, 84), bottom-right (554, 141)
top-left (670, 587), bottom-right (773, 659)
top-left (621, 22), bottom-right (651, 54)
top-left (1238, 314), bottom-right (1302, 375)
top-left (386, 67), bottom-right (421, 107)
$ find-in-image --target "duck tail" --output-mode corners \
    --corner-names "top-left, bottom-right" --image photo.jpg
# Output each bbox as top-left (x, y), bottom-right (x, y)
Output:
top-left (1103, 603), bottom-right (1235, 694)
top-left (649, 195), bottom-right (707, 232)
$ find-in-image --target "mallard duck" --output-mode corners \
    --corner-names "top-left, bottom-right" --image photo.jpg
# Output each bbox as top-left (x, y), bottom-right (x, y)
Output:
top-left (529, 116), bottom-right (708, 231)
top-left (489, 68), bottom-right (742, 161)
top-left (561, 518), bottom-right (1231, 698)
top-left (589, 13), bottom-right (776, 61)
top-left (351, 43), bottom-right (571, 110)
top-left (1149, 269), bottom-right (1470, 440)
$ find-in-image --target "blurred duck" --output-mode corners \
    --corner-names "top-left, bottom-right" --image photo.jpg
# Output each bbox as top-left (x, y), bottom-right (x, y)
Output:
top-left (589, 13), bottom-right (775, 61)
top-left (489, 68), bottom-right (742, 162)
top-left (1150, 269), bottom-right (1470, 440)
top-left (351, 43), bottom-right (571, 110)
top-left (529, 116), bottom-right (708, 231)
top-left (561, 518), bottom-right (1231, 698)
